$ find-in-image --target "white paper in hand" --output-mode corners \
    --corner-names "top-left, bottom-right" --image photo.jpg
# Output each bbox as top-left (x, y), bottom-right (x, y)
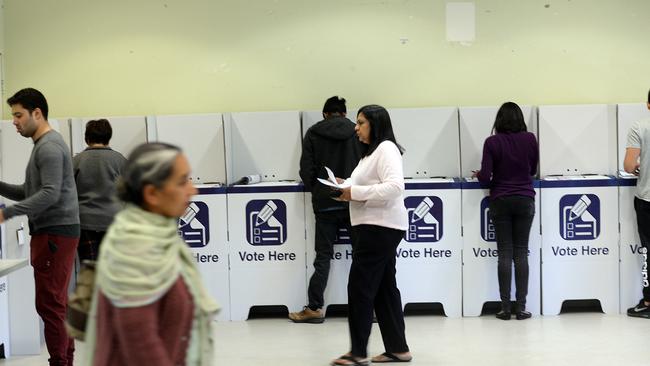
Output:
top-left (317, 166), bottom-right (351, 188)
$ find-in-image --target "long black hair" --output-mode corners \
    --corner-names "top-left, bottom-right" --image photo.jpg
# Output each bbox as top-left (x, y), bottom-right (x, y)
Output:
top-left (492, 102), bottom-right (527, 134)
top-left (357, 104), bottom-right (404, 157)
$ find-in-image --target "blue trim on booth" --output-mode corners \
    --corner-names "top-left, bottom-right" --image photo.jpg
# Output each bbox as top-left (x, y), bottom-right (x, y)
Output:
top-left (227, 183), bottom-right (305, 194)
top-left (461, 180), bottom-right (490, 190)
top-left (197, 186), bottom-right (227, 195)
top-left (405, 178), bottom-right (462, 190)
top-left (617, 177), bottom-right (638, 187)
top-left (539, 176), bottom-right (618, 188)
top-left (461, 179), bottom-right (541, 190)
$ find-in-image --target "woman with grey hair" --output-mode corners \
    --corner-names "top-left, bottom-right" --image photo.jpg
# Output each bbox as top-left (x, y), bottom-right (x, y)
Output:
top-left (84, 142), bottom-right (219, 366)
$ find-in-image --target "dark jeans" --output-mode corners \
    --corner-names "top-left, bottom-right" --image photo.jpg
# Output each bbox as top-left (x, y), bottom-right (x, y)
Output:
top-left (307, 210), bottom-right (353, 310)
top-left (31, 233), bottom-right (79, 366)
top-left (489, 195), bottom-right (535, 312)
top-left (348, 225), bottom-right (408, 358)
top-left (78, 229), bottom-right (106, 262)
top-left (634, 197), bottom-right (650, 301)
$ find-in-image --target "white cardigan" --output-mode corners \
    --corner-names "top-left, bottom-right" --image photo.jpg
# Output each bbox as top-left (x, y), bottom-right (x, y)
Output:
top-left (348, 140), bottom-right (408, 231)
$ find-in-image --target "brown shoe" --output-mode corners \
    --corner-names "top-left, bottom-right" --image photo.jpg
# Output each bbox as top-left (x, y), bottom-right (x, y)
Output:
top-left (288, 306), bottom-right (324, 323)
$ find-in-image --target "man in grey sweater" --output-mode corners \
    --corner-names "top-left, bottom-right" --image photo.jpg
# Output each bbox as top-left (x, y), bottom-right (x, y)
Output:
top-left (0, 88), bottom-right (79, 366)
top-left (73, 119), bottom-right (126, 261)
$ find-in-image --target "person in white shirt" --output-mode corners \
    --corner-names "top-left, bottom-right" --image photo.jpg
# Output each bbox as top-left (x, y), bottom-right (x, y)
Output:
top-left (623, 90), bottom-right (650, 319)
top-left (331, 105), bottom-right (412, 366)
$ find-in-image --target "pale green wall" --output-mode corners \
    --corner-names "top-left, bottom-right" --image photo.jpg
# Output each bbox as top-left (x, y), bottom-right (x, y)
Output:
top-left (3, 0), bottom-right (650, 118)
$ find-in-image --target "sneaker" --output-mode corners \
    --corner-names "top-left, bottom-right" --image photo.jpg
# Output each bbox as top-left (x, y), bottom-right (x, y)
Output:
top-left (288, 306), bottom-right (325, 323)
top-left (627, 300), bottom-right (650, 319)
top-left (516, 310), bottom-right (532, 320)
top-left (495, 310), bottom-right (511, 320)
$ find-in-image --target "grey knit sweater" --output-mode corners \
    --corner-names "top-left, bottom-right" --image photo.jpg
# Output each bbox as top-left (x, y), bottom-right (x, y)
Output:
top-left (0, 130), bottom-right (80, 233)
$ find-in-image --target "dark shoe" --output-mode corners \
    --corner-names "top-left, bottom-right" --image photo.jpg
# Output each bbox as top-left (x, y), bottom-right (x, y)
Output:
top-left (288, 306), bottom-right (324, 323)
top-left (495, 310), bottom-right (511, 320)
top-left (516, 310), bottom-right (532, 320)
top-left (627, 300), bottom-right (650, 319)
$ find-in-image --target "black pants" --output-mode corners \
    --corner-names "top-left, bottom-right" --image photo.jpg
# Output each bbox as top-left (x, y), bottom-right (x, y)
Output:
top-left (308, 210), bottom-right (353, 310)
top-left (489, 195), bottom-right (535, 312)
top-left (77, 229), bottom-right (105, 262)
top-left (348, 225), bottom-right (408, 358)
top-left (634, 197), bottom-right (650, 301)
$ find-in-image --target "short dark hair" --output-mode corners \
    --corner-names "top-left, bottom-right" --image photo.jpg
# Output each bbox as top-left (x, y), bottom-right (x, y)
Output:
top-left (322, 96), bottom-right (347, 115)
top-left (492, 102), bottom-right (527, 134)
top-left (6, 88), bottom-right (49, 120)
top-left (85, 119), bottom-right (113, 145)
top-left (116, 142), bottom-right (182, 207)
top-left (357, 104), bottom-right (404, 157)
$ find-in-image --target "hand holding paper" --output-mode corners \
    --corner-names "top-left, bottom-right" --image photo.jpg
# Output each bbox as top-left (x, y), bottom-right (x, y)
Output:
top-left (317, 166), bottom-right (351, 188)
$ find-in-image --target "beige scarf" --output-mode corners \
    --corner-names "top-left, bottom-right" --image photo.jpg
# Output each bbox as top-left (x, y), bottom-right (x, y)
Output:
top-left (85, 204), bottom-right (219, 365)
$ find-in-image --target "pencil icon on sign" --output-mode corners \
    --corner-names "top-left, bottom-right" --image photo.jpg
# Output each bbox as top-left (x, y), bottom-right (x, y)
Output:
top-left (568, 194), bottom-right (591, 221)
top-left (255, 200), bottom-right (278, 226)
top-left (412, 197), bottom-right (434, 223)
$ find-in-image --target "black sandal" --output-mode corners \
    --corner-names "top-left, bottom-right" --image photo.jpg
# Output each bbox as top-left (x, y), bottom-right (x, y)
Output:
top-left (331, 355), bottom-right (370, 366)
top-left (371, 352), bottom-right (413, 363)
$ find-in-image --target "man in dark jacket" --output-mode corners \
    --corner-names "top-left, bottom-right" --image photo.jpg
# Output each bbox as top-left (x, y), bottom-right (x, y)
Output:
top-left (290, 96), bottom-right (363, 323)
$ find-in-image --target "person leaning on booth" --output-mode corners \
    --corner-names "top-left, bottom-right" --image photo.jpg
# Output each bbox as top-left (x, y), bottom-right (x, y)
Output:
top-left (332, 105), bottom-right (412, 366)
top-left (623, 89), bottom-right (650, 319)
top-left (473, 102), bottom-right (539, 321)
top-left (73, 118), bottom-right (127, 261)
top-left (84, 142), bottom-right (219, 366)
top-left (290, 96), bottom-right (363, 324)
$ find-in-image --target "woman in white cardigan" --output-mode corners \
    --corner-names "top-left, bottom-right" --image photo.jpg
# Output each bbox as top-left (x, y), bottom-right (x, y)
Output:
top-left (331, 105), bottom-right (412, 366)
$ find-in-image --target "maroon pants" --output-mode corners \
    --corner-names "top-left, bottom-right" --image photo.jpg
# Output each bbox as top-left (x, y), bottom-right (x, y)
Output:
top-left (30, 233), bottom-right (79, 366)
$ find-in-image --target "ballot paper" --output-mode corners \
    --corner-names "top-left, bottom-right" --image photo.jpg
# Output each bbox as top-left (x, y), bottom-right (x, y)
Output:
top-left (317, 166), bottom-right (351, 188)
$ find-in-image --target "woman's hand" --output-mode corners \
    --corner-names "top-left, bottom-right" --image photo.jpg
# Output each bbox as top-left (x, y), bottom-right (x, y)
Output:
top-left (471, 170), bottom-right (479, 178)
top-left (338, 187), bottom-right (352, 201)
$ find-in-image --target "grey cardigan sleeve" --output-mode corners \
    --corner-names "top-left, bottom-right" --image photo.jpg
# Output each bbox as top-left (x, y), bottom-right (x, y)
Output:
top-left (3, 144), bottom-right (64, 220)
top-left (0, 181), bottom-right (26, 202)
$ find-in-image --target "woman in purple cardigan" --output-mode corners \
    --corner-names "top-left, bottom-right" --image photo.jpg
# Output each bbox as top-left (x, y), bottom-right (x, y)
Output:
top-left (473, 102), bottom-right (539, 320)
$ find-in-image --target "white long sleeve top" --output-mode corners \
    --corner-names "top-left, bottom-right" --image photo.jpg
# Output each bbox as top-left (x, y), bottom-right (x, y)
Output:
top-left (348, 140), bottom-right (408, 230)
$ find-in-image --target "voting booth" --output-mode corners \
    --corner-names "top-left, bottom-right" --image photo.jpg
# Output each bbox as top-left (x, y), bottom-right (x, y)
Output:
top-left (148, 113), bottom-right (230, 320)
top-left (459, 106), bottom-right (541, 316)
top-left (538, 104), bottom-right (619, 315)
top-left (391, 107), bottom-right (463, 317)
top-left (225, 111), bottom-right (307, 320)
top-left (0, 120), bottom-right (66, 355)
top-left (616, 103), bottom-right (650, 311)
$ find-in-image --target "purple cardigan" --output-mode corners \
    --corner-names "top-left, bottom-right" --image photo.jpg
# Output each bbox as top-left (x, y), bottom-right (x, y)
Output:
top-left (476, 131), bottom-right (539, 200)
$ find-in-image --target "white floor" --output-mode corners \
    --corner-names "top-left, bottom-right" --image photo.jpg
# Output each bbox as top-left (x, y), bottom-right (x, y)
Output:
top-left (0, 313), bottom-right (647, 366)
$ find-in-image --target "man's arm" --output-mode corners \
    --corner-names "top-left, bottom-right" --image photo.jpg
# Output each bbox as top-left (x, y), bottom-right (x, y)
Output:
top-left (0, 181), bottom-right (26, 202)
top-left (624, 147), bottom-right (641, 174)
top-left (625, 124), bottom-right (642, 175)
top-left (3, 144), bottom-right (64, 220)
top-left (299, 134), bottom-right (316, 191)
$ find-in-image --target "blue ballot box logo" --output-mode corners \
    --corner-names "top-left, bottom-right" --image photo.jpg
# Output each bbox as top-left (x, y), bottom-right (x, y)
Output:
top-left (480, 197), bottom-right (496, 242)
top-left (559, 194), bottom-right (600, 240)
top-left (404, 196), bottom-right (443, 242)
top-left (178, 201), bottom-right (210, 248)
top-left (334, 227), bottom-right (352, 245)
top-left (246, 199), bottom-right (287, 245)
